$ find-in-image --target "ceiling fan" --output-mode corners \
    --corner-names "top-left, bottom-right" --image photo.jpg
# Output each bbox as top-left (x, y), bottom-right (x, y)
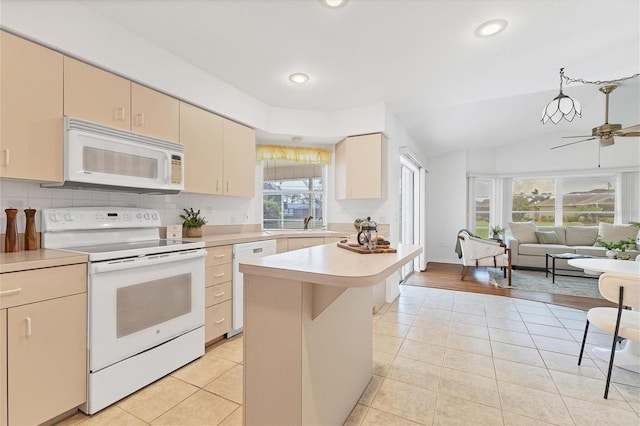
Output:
top-left (551, 84), bottom-right (640, 150)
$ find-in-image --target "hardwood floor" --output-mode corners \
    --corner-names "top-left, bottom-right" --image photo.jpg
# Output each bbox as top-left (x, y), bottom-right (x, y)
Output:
top-left (405, 262), bottom-right (613, 311)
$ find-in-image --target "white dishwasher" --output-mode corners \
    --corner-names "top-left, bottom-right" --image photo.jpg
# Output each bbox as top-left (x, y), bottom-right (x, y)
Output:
top-left (229, 239), bottom-right (277, 336)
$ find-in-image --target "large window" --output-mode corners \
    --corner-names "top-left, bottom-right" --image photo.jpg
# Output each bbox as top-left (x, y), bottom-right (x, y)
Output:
top-left (473, 179), bottom-right (492, 238)
top-left (262, 161), bottom-right (324, 229)
top-left (511, 175), bottom-right (615, 225)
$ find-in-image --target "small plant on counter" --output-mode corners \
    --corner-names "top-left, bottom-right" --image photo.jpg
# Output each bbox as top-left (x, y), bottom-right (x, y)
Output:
top-left (180, 208), bottom-right (207, 228)
top-left (354, 217), bottom-right (364, 231)
top-left (490, 225), bottom-right (504, 237)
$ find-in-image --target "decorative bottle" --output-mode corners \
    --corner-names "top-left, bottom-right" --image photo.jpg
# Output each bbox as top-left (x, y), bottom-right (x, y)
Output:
top-left (4, 208), bottom-right (19, 252)
top-left (24, 208), bottom-right (37, 250)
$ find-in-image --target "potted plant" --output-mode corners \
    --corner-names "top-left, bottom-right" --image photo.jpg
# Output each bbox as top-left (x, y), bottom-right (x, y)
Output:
top-left (596, 237), bottom-right (636, 260)
top-left (490, 225), bottom-right (504, 240)
top-left (354, 218), bottom-right (364, 231)
top-left (180, 208), bottom-right (207, 237)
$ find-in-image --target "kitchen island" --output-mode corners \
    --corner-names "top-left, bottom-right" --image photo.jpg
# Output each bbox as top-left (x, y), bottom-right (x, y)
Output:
top-left (239, 242), bottom-right (421, 426)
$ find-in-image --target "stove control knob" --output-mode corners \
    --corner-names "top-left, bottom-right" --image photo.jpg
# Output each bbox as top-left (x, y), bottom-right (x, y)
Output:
top-left (144, 213), bottom-right (150, 220)
top-left (63, 213), bottom-right (73, 222)
top-left (49, 213), bottom-right (60, 222)
top-left (137, 213), bottom-right (143, 220)
top-left (151, 212), bottom-right (158, 220)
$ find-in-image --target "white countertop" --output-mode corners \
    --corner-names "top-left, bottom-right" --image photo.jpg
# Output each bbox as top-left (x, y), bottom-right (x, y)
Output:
top-left (239, 242), bottom-right (421, 287)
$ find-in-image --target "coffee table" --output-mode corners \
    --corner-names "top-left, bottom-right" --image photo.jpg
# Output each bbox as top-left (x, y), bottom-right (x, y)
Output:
top-left (545, 253), bottom-right (598, 283)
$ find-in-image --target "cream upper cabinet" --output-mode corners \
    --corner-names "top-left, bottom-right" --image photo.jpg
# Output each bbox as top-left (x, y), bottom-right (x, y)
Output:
top-left (0, 309), bottom-right (6, 426)
top-left (222, 119), bottom-right (256, 197)
top-left (180, 102), bottom-right (224, 194)
top-left (335, 133), bottom-right (387, 199)
top-left (0, 31), bottom-right (63, 182)
top-left (131, 83), bottom-right (180, 142)
top-left (63, 56), bottom-right (131, 130)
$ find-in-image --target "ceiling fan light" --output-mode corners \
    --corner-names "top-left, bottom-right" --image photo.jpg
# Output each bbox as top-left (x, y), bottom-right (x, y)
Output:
top-left (541, 93), bottom-right (582, 124)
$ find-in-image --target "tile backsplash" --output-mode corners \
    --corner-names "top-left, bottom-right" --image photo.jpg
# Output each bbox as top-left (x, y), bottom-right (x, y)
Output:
top-left (0, 179), bottom-right (262, 234)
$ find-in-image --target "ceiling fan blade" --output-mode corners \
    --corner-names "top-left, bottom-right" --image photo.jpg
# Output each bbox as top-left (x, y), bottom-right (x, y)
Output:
top-left (551, 137), bottom-right (596, 150)
top-left (618, 124), bottom-right (640, 137)
top-left (562, 135), bottom-right (592, 139)
top-left (600, 136), bottom-right (615, 147)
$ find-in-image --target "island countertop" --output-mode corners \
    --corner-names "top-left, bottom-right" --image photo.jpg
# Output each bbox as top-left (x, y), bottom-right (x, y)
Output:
top-left (239, 242), bottom-right (421, 287)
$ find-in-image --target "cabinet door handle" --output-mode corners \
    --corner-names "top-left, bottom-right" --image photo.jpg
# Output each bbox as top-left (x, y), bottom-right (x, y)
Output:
top-left (214, 292), bottom-right (225, 297)
top-left (348, 187), bottom-right (352, 196)
top-left (216, 179), bottom-right (221, 192)
top-left (214, 318), bottom-right (225, 324)
top-left (213, 254), bottom-right (225, 259)
top-left (226, 181), bottom-right (230, 193)
top-left (2, 149), bottom-right (9, 167)
top-left (25, 317), bottom-right (32, 337)
top-left (0, 287), bottom-right (22, 297)
top-left (214, 273), bottom-right (225, 278)
top-left (134, 113), bottom-right (145, 127)
top-left (114, 107), bottom-right (126, 121)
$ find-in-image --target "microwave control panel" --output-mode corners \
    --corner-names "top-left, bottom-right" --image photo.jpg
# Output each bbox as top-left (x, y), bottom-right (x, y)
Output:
top-left (171, 155), bottom-right (182, 184)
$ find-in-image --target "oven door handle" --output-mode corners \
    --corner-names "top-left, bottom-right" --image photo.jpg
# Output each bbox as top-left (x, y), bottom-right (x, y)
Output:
top-left (90, 249), bottom-right (207, 274)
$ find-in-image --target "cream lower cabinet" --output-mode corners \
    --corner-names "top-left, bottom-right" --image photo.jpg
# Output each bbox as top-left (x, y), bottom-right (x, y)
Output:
top-left (335, 133), bottom-right (388, 199)
top-left (0, 264), bottom-right (87, 426)
top-left (204, 245), bottom-right (233, 343)
top-left (0, 310), bottom-right (6, 426)
top-left (0, 31), bottom-right (63, 182)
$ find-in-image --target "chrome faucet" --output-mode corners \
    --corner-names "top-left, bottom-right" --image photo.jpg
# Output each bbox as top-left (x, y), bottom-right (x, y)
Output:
top-left (303, 216), bottom-right (313, 230)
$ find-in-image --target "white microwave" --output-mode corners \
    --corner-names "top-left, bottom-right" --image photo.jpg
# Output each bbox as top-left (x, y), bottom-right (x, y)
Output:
top-left (42, 117), bottom-right (184, 194)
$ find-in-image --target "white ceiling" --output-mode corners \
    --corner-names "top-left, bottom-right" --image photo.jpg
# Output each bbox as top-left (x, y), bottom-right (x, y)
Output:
top-left (78, 0), bottom-right (640, 156)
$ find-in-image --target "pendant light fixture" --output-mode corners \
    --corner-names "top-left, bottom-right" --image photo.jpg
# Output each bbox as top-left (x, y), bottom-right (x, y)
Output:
top-left (541, 68), bottom-right (582, 124)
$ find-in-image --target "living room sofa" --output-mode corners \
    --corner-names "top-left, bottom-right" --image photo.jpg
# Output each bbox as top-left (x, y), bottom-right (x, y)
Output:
top-left (506, 222), bottom-right (639, 270)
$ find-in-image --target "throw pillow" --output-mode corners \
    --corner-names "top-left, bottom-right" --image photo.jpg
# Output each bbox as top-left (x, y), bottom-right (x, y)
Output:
top-left (596, 222), bottom-right (638, 245)
top-left (508, 221), bottom-right (537, 244)
top-left (535, 231), bottom-right (561, 244)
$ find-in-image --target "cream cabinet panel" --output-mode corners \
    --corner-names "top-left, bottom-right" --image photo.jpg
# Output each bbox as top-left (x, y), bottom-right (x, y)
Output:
top-left (276, 239), bottom-right (289, 253)
top-left (7, 293), bottom-right (86, 426)
top-left (206, 245), bottom-right (233, 267)
top-left (63, 56), bottom-right (131, 130)
top-left (0, 309), bottom-right (6, 426)
top-left (287, 237), bottom-right (325, 252)
top-left (131, 83), bottom-right (180, 142)
top-left (0, 31), bottom-right (63, 181)
top-left (180, 102), bottom-right (224, 194)
top-left (223, 119), bottom-right (256, 197)
top-left (335, 133), bottom-right (387, 199)
top-left (205, 300), bottom-right (232, 343)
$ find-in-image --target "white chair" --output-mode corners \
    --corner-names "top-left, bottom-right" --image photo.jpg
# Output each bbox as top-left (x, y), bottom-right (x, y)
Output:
top-left (457, 230), bottom-right (511, 286)
top-left (578, 272), bottom-right (640, 399)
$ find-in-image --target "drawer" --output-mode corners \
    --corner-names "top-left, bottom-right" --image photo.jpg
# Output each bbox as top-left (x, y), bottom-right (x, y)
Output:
top-left (205, 300), bottom-right (232, 342)
top-left (205, 263), bottom-right (232, 286)
top-left (205, 245), bottom-right (232, 267)
top-left (287, 237), bottom-right (325, 252)
top-left (0, 264), bottom-right (87, 309)
top-left (205, 281), bottom-right (232, 307)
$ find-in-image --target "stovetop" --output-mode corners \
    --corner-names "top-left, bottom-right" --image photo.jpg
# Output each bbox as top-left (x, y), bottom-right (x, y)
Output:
top-left (41, 207), bottom-right (205, 261)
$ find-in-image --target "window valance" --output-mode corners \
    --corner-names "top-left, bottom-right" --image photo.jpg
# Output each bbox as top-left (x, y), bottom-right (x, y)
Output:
top-left (257, 145), bottom-right (331, 164)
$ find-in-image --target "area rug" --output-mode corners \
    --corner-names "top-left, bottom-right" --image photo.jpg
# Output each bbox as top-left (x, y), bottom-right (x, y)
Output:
top-left (489, 269), bottom-right (603, 299)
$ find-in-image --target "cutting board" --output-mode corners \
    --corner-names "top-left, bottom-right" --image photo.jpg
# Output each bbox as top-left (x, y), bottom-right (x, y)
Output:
top-left (337, 242), bottom-right (397, 254)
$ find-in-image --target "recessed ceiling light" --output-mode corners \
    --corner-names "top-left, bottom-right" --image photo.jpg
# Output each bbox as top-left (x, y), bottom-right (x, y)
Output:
top-left (474, 19), bottom-right (508, 37)
top-left (320, 0), bottom-right (348, 8)
top-left (289, 73), bottom-right (310, 84)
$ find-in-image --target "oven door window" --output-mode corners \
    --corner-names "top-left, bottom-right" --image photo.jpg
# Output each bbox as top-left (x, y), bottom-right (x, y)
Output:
top-left (117, 274), bottom-right (191, 338)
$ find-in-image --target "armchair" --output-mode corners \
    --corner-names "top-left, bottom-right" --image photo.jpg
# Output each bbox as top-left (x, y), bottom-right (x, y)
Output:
top-left (457, 230), bottom-right (512, 286)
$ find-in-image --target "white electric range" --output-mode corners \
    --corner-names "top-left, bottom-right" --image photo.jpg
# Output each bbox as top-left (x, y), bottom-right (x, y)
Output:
top-left (42, 207), bottom-right (206, 414)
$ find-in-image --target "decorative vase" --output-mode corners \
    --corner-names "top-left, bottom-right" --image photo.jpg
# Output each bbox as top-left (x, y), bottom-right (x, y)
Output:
top-left (4, 208), bottom-right (19, 252)
top-left (185, 227), bottom-right (203, 238)
top-left (24, 208), bottom-right (37, 250)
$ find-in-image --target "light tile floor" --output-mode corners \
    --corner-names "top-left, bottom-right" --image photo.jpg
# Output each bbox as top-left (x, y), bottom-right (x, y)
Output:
top-left (59, 286), bottom-right (639, 425)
